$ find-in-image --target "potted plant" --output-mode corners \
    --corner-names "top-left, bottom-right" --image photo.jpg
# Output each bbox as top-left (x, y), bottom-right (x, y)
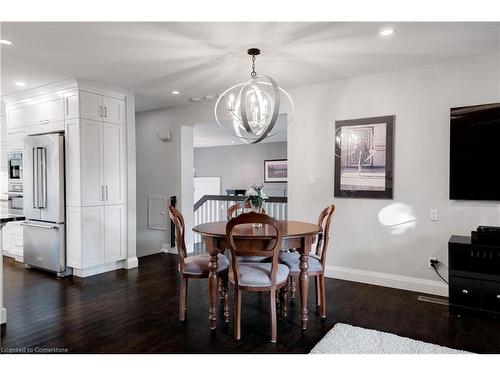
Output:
top-left (245, 184), bottom-right (268, 227)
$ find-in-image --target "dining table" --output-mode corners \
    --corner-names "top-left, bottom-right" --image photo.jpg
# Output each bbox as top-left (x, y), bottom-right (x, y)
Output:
top-left (193, 220), bottom-right (322, 330)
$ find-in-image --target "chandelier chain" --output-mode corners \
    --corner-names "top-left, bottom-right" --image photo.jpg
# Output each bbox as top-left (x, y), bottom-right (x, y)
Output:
top-left (251, 55), bottom-right (257, 77)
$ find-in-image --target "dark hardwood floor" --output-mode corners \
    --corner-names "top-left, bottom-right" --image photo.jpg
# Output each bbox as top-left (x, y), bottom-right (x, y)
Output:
top-left (1, 253), bottom-right (500, 353)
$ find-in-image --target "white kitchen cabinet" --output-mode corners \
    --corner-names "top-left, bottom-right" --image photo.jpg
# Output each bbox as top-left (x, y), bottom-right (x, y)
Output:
top-left (81, 206), bottom-right (105, 267)
top-left (67, 206), bottom-right (105, 268)
top-left (80, 119), bottom-right (104, 206)
top-left (66, 119), bottom-right (124, 207)
top-left (27, 95), bottom-right (65, 125)
top-left (7, 130), bottom-right (27, 152)
top-left (3, 78), bottom-right (133, 279)
top-left (6, 104), bottom-right (27, 131)
top-left (102, 123), bottom-right (125, 205)
top-left (104, 205), bottom-right (126, 262)
top-left (80, 91), bottom-right (124, 125)
top-left (1, 222), bottom-right (23, 262)
top-left (79, 91), bottom-right (102, 122)
top-left (67, 204), bottom-right (125, 269)
top-left (64, 91), bottom-right (79, 119)
top-left (102, 96), bottom-right (125, 125)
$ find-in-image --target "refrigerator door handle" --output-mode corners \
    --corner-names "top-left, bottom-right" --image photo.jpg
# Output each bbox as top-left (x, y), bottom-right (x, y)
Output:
top-left (21, 222), bottom-right (59, 231)
top-left (32, 147), bottom-right (38, 209)
top-left (38, 147), bottom-right (47, 209)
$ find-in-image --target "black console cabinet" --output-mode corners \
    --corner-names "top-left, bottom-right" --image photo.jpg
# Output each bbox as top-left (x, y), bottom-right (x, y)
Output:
top-left (449, 235), bottom-right (500, 315)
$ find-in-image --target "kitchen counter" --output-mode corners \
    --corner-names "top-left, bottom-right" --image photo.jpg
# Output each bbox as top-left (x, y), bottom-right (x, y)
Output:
top-left (1, 209), bottom-right (24, 325)
top-left (0, 199), bottom-right (24, 223)
top-left (0, 210), bottom-right (25, 224)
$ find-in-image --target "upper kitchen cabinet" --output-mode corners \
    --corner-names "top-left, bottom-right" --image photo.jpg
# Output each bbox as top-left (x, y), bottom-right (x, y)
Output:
top-left (6, 103), bottom-right (27, 131)
top-left (79, 91), bottom-right (102, 121)
top-left (27, 94), bottom-right (65, 125)
top-left (80, 91), bottom-right (125, 125)
top-left (102, 96), bottom-right (125, 125)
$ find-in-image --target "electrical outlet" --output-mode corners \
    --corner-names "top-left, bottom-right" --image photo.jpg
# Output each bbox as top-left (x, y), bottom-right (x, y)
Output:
top-left (308, 174), bottom-right (316, 185)
top-left (428, 257), bottom-right (438, 268)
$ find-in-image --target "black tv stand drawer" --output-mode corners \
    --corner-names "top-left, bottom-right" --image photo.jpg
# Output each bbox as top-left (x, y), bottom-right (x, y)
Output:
top-left (449, 235), bottom-right (500, 315)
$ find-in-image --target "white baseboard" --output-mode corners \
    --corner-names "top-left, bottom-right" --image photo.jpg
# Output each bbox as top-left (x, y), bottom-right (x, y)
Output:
top-left (123, 257), bottom-right (138, 269)
top-left (165, 244), bottom-right (193, 255)
top-left (324, 265), bottom-right (448, 297)
top-left (73, 258), bottom-right (138, 278)
top-left (161, 242), bottom-right (170, 253)
top-left (0, 307), bottom-right (6, 324)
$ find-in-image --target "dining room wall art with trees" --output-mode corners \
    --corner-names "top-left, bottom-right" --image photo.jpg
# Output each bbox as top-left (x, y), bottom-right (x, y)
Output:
top-left (334, 115), bottom-right (394, 199)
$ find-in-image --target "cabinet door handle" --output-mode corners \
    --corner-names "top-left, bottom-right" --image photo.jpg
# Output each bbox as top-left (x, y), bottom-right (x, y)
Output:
top-left (105, 185), bottom-right (109, 201)
top-left (104, 106), bottom-right (107, 118)
top-left (40, 119), bottom-right (49, 124)
top-left (462, 289), bottom-right (468, 295)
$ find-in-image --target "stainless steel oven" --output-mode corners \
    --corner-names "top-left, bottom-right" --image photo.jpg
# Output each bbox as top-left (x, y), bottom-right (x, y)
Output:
top-left (7, 151), bottom-right (23, 214)
top-left (7, 193), bottom-right (24, 215)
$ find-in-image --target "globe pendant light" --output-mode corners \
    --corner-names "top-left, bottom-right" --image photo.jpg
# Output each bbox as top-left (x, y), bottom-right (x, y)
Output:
top-left (214, 48), bottom-right (294, 144)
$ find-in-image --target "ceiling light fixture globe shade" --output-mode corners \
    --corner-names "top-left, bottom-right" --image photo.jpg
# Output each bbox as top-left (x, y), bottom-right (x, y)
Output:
top-left (214, 75), bottom-right (294, 144)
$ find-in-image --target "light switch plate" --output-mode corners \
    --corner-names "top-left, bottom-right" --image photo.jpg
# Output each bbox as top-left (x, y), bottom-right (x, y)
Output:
top-left (430, 209), bottom-right (439, 221)
top-left (308, 174), bottom-right (316, 185)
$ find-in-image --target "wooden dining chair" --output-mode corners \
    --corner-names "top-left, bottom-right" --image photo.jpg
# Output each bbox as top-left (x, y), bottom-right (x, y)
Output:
top-left (226, 212), bottom-right (289, 343)
top-left (227, 201), bottom-right (266, 220)
top-left (168, 206), bottom-right (230, 322)
top-left (279, 204), bottom-right (335, 318)
top-left (227, 202), bottom-right (269, 263)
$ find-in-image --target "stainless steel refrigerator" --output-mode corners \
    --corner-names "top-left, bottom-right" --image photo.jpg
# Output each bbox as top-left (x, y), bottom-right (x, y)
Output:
top-left (23, 133), bottom-right (70, 276)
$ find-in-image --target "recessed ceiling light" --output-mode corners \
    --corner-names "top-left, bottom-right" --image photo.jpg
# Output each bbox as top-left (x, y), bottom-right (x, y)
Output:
top-left (172, 90), bottom-right (180, 95)
top-left (15, 81), bottom-right (26, 87)
top-left (204, 95), bottom-right (214, 101)
top-left (379, 28), bottom-right (395, 37)
top-left (0, 39), bottom-right (13, 45)
top-left (190, 97), bottom-right (201, 102)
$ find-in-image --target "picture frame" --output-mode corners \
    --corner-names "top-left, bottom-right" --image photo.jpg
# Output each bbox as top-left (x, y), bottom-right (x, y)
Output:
top-left (334, 115), bottom-right (394, 199)
top-left (264, 159), bottom-right (288, 183)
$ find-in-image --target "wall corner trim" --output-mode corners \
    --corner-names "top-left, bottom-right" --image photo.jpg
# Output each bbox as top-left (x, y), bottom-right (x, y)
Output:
top-left (324, 265), bottom-right (448, 297)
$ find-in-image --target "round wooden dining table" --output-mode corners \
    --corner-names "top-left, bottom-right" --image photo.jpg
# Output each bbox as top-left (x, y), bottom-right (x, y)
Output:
top-left (193, 220), bottom-right (322, 330)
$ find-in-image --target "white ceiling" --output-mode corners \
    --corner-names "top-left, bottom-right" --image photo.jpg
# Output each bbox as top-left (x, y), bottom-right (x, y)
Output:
top-left (1, 22), bottom-right (499, 112)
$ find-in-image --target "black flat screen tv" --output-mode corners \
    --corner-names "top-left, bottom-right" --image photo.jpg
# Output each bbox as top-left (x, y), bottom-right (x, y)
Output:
top-left (450, 102), bottom-right (500, 200)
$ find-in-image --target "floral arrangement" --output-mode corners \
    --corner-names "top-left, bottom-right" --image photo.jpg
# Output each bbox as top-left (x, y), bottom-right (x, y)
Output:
top-left (245, 184), bottom-right (268, 212)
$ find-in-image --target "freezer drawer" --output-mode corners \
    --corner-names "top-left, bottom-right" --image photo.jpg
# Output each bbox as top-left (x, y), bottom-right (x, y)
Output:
top-left (22, 222), bottom-right (66, 273)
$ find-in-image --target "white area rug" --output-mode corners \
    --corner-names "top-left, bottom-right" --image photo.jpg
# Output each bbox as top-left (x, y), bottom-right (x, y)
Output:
top-left (311, 323), bottom-right (470, 354)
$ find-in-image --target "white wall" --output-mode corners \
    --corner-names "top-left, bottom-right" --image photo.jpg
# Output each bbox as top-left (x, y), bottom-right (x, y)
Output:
top-left (135, 103), bottom-right (216, 257)
top-left (194, 142), bottom-right (288, 197)
top-left (287, 53), bottom-right (500, 296)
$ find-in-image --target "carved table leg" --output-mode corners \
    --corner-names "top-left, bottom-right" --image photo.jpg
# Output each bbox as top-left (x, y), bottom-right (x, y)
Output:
top-left (299, 253), bottom-right (309, 330)
top-left (299, 236), bottom-right (312, 330)
top-left (290, 276), bottom-right (296, 300)
top-left (205, 237), bottom-right (219, 330)
top-left (281, 282), bottom-right (288, 318)
top-left (222, 271), bottom-right (230, 323)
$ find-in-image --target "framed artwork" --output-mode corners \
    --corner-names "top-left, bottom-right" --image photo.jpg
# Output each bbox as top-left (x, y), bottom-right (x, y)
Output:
top-left (264, 159), bottom-right (288, 183)
top-left (334, 115), bottom-right (394, 199)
